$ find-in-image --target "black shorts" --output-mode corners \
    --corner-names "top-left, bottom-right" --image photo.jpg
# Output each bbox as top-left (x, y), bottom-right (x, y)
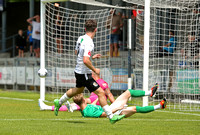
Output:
top-left (33, 39), bottom-right (40, 49)
top-left (75, 72), bottom-right (100, 93)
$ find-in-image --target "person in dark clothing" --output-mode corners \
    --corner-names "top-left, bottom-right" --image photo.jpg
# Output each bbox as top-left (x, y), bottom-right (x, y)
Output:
top-left (16, 29), bottom-right (26, 57)
top-left (181, 32), bottom-right (200, 69)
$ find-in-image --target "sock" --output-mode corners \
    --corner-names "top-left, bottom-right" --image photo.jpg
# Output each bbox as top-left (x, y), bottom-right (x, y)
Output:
top-left (59, 93), bottom-right (70, 105)
top-left (154, 104), bottom-right (161, 110)
top-left (145, 91), bottom-right (151, 96)
top-left (128, 89), bottom-right (145, 97)
top-left (102, 105), bottom-right (114, 119)
top-left (52, 105), bottom-right (68, 111)
top-left (136, 106), bottom-right (154, 113)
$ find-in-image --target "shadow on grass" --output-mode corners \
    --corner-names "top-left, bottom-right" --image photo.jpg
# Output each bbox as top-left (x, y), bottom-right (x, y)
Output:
top-left (66, 121), bottom-right (85, 124)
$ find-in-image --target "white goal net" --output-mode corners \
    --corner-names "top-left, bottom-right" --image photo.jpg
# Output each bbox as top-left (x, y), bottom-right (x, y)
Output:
top-left (125, 0), bottom-right (200, 111)
top-left (41, 2), bottom-right (113, 101)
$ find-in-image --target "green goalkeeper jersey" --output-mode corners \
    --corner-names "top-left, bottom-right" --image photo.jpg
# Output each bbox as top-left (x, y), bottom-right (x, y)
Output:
top-left (80, 104), bottom-right (104, 118)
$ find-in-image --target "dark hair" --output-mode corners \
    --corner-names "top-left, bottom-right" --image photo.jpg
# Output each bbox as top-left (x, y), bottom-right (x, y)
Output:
top-left (85, 19), bottom-right (97, 32)
top-left (169, 30), bottom-right (174, 35)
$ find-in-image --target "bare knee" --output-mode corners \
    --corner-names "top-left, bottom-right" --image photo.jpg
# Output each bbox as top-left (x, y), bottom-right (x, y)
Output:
top-left (94, 88), bottom-right (105, 97)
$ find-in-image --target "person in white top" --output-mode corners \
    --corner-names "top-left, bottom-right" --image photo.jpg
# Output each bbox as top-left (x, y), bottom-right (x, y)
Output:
top-left (54, 19), bottom-right (125, 124)
top-left (27, 15), bottom-right (41, 58)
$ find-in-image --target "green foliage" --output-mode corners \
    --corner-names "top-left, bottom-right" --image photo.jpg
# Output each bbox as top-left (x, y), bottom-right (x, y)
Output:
top-left (0, 90), bottom-right (200, 135)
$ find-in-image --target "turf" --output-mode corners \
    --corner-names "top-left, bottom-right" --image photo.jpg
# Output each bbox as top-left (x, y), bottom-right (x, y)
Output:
top-left (0, 90), bottom-right (200, 135)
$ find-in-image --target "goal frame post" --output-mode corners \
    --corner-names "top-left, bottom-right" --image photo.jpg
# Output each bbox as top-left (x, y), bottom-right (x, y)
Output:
top-left (40, 0), bottom-right (46, 101)
top-left (142, 0), bottom-right (151, 107)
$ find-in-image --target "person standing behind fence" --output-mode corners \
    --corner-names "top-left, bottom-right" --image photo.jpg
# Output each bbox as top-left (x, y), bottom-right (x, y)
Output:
top-left (27, 25), bottom-right (34, 57)
top-left (27, 15), bottom-right (41, 58)
top-left (16, 29), bottom-right (26, 57)
top-left (108, 9), bottom-right (123, 57)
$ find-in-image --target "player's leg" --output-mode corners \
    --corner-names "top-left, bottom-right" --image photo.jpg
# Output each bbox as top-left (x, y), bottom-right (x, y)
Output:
top-left (92, 84), bottom-right (125, 123)
top-left (109, 83), bottom-right (159, 116)
top-left (121, 98), bottom-right (167, 118)
top-left (54, 87), bottom-right (84, 115)
top-left (128, 83), bottom-right (158, 97)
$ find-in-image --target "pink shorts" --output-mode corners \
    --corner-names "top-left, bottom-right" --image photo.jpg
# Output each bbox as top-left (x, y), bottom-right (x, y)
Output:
top-left (89, 79), bottom-right (108, 105)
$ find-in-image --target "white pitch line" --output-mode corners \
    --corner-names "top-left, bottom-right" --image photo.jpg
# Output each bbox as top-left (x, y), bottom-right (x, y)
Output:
top-left (157, 110), bottom-right (200, 117)
top-left (0, 118), bottom-right (199, 122)
top-left (0, 97), bottom-right (34, 101)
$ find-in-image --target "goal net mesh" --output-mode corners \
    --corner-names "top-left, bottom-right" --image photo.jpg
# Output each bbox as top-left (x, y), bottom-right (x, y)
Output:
top-left (125, 0), bottom-right (200, 111)
top-left (44, 2), bottom-right (113, 101)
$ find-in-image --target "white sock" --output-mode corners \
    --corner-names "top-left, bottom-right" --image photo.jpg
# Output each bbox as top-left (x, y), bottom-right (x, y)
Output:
top-left (154, 104), bottom-right (161, 110)
top-left (145, 91), bottom-right (151, 96)
top-left (59, 93), bottom-right (70, 105)
top-left (102, 105), bottom-right (114, 119)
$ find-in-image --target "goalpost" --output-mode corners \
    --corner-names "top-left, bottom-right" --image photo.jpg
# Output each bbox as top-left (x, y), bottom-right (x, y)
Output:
top-left (40, 0), bottom-right (200, 111)
top-left (124, 0), bottom-right (200, 111)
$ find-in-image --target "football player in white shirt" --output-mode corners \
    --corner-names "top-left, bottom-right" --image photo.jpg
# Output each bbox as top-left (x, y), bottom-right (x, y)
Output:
top-left (54, 19), bottom-right (125, 124)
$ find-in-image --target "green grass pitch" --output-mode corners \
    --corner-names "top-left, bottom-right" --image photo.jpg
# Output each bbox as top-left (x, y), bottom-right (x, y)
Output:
top-left (0, 90), bottom-right (200, 135)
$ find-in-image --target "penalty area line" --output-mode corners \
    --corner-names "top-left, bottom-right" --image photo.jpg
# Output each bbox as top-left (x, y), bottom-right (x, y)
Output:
top-left (0, 97), bottom-right (34, 102)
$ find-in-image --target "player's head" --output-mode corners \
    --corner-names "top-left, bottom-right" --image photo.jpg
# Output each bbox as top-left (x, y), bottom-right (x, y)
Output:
top-left (73, 93), bottom-right (84, 106)
top-left (85, 19), bottom-right (97, 33)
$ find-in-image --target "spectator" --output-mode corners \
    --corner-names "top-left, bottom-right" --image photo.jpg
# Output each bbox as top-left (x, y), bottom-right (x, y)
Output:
top-left (132, 5), bottom-right (144, 50)
top-left (181, 32), bottom-right (200, 68)
top-left (157, 30), bottom-right (176, 57)
top-left (108, 9), bottom-right (123, 57)
top-left (16, 29), bottom-right (26, 57)
top-left (27, 15), bottom-right (41, 58)
top-left (54, 8), bottom-right (65, 54)
top-left (27, 25), bottom-right (34, 57)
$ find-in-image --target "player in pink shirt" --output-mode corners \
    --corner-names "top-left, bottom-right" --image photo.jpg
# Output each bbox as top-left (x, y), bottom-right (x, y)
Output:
top-left (39, 72), bottom-right (115, 111)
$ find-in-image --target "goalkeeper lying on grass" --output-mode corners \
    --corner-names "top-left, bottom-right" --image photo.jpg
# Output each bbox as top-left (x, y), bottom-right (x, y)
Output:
top-left (72, 84), bottom-right (167, 121)
top-left (39, 72), bottom-right (115, 112)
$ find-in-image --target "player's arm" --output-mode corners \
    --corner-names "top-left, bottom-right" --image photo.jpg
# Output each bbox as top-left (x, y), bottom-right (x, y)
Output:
top-left (91, 98), bottom-right (98, 105)
top-left (83, 56), bottom-right (100, 75)
top-left (105, 88), bottom-right (115, 103)
top-left (92, 54), bottom-right (101, 59)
